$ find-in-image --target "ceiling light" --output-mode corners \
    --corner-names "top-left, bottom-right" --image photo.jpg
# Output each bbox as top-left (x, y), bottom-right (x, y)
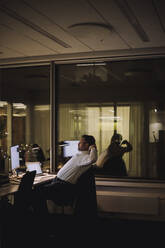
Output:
top-left (34, 105), bottom-right (50, 111)
top-left (99, 116), bottom-right (121, 120)
top-left (76, 62), bottom-right (106, 67)
top-left (0, 101), bottom-right (7, 107)
top-left (13, 113), bottom-right (26, 117)
top-left (68, 22), bottom-right (114, 32)
top-left (13, 103), bottom-right (26, 109)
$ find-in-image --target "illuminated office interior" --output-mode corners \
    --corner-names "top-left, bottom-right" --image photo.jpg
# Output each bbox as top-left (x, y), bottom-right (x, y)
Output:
top-left (1, 0), bottom-right (165, 226)
top-left (0, 65), bottom-right (50, 173)
top-left (1, 58), bottom-right (165, 181)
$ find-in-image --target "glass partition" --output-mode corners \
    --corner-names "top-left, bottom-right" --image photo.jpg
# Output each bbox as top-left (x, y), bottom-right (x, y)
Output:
top-left (0, 101), bottom-right (7, 172)
top-left (57, 58), bottom-right (165, 180)
top-left (0, 65), bottom-right (50, 173)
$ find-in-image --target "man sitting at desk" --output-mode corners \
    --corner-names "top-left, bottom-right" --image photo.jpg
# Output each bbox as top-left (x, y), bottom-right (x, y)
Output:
top-left (33, 134), bottom-right (97, 216)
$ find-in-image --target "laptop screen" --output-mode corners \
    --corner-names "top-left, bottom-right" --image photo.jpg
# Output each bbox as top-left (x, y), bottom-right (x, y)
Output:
top-left (26, 162), bottom-right (42, 174)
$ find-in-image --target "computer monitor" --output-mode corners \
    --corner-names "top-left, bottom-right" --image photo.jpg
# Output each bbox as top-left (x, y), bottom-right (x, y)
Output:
top-left (63, 140), bottom-right (79, 158)
top-left (10, 145), bottom-right (20, 171)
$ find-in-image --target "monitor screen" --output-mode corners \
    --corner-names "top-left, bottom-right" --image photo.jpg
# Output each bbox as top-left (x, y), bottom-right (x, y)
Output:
top-left (10, 145), bottom-right (20, 170)
top-left (63, 140), bottom-right (79, 158)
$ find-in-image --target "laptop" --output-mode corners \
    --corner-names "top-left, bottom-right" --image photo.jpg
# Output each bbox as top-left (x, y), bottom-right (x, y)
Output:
top-left (25, 162), bottom-right (43, 176)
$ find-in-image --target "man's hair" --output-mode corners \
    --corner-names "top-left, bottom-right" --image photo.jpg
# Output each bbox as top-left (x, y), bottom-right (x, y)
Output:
top-left (81, 135), bottom-right (96, 146)
top-left (111, 133), bottom-right (122, 144)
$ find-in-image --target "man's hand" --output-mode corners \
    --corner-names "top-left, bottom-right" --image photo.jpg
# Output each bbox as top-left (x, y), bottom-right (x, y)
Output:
top-left (121, 140), bottom-right (128, 145)
top-left (89, 144), bottom-right (97, 151)
top-left (121, 140), bottom-right (132, 152)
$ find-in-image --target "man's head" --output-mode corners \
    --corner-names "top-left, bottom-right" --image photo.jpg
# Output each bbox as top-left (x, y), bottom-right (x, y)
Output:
top-left (78, 135), bottom-right (96, 151)
top-left (111, 133), bottom-right (122, 145)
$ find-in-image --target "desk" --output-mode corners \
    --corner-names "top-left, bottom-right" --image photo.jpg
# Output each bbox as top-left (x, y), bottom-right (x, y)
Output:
top-left (0, 173), bottom-right (56, 248)
top-left (0, 173), bottom-right (56, 198)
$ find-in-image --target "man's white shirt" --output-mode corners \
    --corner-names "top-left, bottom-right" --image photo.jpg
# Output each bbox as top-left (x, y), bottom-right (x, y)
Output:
top-left (57, 148), bottom-right (97, 184)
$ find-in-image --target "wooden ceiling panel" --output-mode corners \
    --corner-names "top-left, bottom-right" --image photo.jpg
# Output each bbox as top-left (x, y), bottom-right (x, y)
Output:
top-left (3, 0), bottom-right (91, 53)
top-left (21, 0), bottom-right (128, 50)
top-left (0, 45), bottom-right (23, 58)
top-left (127, 0), bottom-right (165, 45)
top-left (0, 23), bottom-right (58, 56)
top-left (0, 0), bottom-right (165, 63)
top-left (90, 0), bottom-right (150, 48)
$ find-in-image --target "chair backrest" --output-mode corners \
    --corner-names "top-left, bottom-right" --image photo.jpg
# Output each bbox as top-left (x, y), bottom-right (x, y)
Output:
top-left (18, 170), bottom-right (36, 192)
top-left (14, 170), bottom-right (36, 211)
top-left (75, 167), bottom-right (97, 218)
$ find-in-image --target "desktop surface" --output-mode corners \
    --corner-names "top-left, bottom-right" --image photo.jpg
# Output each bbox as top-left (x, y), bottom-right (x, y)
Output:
top-left (0, 173), bottom-right (56, 198)
top-left (9, 172), bottom-right (56, 183)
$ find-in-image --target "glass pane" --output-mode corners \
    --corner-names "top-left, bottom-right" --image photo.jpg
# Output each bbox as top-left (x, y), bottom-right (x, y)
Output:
top-left (149, 106), bottom-right (165, 179)
top-left (57, 58), bottom-right (165, 180)
top-left (0, 101), bottom-right (7, 172)
top-left (0, 65), bottom-right (50, 173)
top-left (12, 103), bottom-right (26, 145)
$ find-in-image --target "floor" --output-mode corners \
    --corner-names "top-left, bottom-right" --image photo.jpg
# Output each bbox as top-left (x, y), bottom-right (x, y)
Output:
top-left (2, 213), bottom-right (165, 248)
top-left (39, 214), bottom-right (165, 247)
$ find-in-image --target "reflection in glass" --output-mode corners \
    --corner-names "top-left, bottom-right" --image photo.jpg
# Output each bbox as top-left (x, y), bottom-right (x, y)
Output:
top-left (57, 59), bottom-right (165, 180)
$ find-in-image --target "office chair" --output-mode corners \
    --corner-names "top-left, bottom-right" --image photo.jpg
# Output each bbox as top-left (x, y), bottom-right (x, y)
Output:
top-left (48, 167), bottom-right (97, 217)
top-left (47, 182), bottom-right (76, 215)
top-left (46, 168), bottom-right (97, 241)
top-left (14, 170), bottom-right (36, 213)
top-left (1, 171), bottom-right (36, 248)
top-left (74, 167), bottom-right (97, 218)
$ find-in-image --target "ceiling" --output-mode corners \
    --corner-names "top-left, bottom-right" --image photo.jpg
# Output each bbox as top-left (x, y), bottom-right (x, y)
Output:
top-left (0, 0), bottom-right (165, 65)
